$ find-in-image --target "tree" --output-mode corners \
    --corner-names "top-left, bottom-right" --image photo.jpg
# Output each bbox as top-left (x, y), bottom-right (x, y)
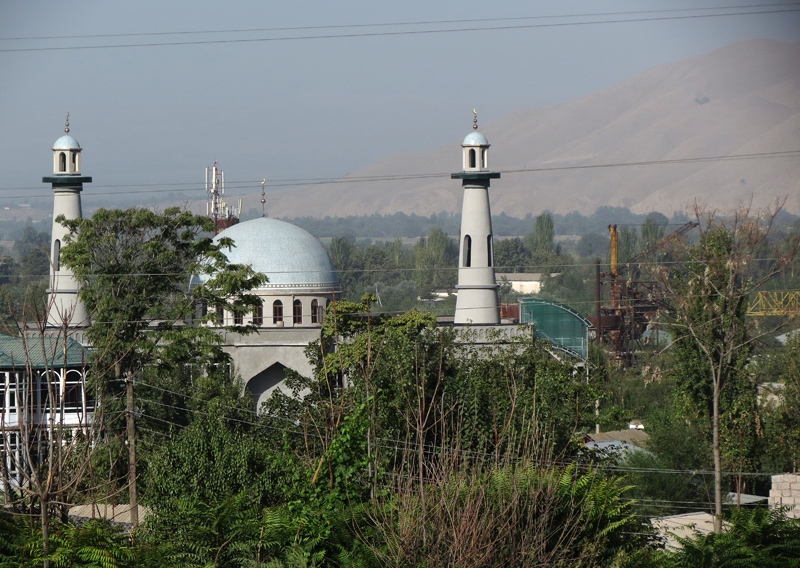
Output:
top-left (653, 203), bottom-right (800, 531)
top-left (494, 237), bottom-right (532, 272)
top-left (59, 207), bottom-right (266, 523)
top-left (413, 227), bottom-right (457, 297)
top-left (527, 212), bottom-right (555, 254)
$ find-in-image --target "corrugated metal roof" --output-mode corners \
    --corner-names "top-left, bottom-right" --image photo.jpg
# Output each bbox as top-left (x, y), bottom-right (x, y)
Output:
top-left (0, 333), bottom-right (89, 369)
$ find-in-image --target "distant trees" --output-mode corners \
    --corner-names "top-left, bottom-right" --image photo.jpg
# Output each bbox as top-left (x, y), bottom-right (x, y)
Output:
top-left (653, 203), bottom-right (800, 531)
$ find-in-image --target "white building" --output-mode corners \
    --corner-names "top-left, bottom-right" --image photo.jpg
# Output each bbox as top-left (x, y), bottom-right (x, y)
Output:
top-left (203, 217), bottom-right (340, 410)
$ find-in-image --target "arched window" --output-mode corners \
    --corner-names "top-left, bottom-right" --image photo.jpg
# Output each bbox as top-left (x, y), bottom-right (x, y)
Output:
top-left (293, 299), bottom-right (302, 324)
top-left (59, 152), bottom-right (66, 172)
top-left (253, 304), bottom-right (263, 326)
top-left (311, 299), bottom-right (319, 324)
top-left (469, 148), bottom-right (476, 169)
top-left (487, 235), bottom-right (493, 267)
top-left (273, 300), bottom-right (283, 324)
top-left (482, 149), bottom-right (487, 168)
top-left (71, 152), bottom-right (77, 171)
top-left (463, 235), bottom-right (472, 267)
top-left (53, 239), bottom-right (60, 271)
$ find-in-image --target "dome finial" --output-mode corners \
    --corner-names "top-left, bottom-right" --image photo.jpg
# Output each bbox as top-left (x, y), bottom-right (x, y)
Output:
top-left (261, 179), bottom-right (267, 218)
top-left (65, 113), bottom-right (70, 134)
top-left (473, 108), bottom-right (478, 131)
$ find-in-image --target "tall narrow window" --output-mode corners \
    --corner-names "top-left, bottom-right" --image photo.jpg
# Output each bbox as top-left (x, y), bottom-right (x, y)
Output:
top-left (53, 239), bottom-right (61, 271)
top-left (463, 235), bottom-right (472, 267)
top-left (311, 299), bottom-right (319, 324)
top-left (469, 148), bottom-right (476, 168)
top-left (216, 305), bottom-right (224, 325)
top-left (487, 235), bottom-right (493, 267)
top-left (273, 300), bottom-right (283, 324)
top-left (59, 152), bottom-right (66, 172)
top-left (253, 304), bottom-right (263, 326)
top-left (233, 308), bottom-right (243, 326)
top-left (482, 149), bottom-right (487, 168)
top-left (71, 152), bottom-right (77, 171)
top-left (293, 299), bottom-right (302, 324)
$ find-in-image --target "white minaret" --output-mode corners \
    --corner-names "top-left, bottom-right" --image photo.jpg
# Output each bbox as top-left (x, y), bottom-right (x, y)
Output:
top-left (42, 115), bottom-right (90, 328)
top-left (453, 111), bottom-right (500, 325)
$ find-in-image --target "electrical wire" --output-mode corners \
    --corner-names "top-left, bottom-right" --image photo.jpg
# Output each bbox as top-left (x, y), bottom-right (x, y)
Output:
top-left (5, 150), bottom-right (799, 197)
top-left (4, 4), bottom-right (796, 42)
top-left (2, 7), bottom-right (799, 53)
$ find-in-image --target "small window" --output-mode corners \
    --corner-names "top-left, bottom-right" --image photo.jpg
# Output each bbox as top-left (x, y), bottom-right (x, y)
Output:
top-left (233, 309), bottom-right (243, 326)
top-left (273, 300), bottom-right (283, 324)
top-left (482, 149), bottom-right (487, 168)
top-left (311, 299), bottom-right (319, 324)
top-left (71, 152), bottom-right (77, 171)
top-left (53, 239), bottom-right (61, 271)
top-left (487, 235), bottom-right (493, 267)
top-left (216, 305), bottom-right (224, 325)
top-left (59, 152), bottom-right (66, 172)
top-left (253, 304), bottom-right (263, 326)
top-left (469, 148), bottom-right (476, 169)
top-left (293, 299), bottom-right (302, 324)
top-left (463, 235), bottom-right (472, 267)
top-left (62, 383), bottom-right (82, 409)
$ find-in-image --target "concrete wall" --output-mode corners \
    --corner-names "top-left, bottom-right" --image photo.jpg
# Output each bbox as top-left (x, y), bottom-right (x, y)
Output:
top-left (770, 473), bottom-right (800, 517)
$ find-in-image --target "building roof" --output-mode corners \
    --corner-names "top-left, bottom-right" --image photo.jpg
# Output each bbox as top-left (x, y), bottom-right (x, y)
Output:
top-left (587, 429), bottom-right (649, 445)
top-left (53, 135), bottom-right (81, 150)
top-left (207, 217), bottom-right (339, 292)
top-left (462, 131), bottom-right (489, 146)
top-left (0, 333), bottom-right (89, 369)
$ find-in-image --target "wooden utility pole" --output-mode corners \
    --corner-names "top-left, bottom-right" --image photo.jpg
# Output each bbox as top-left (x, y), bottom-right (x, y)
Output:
top-left (126, 371), bottom-right (138, 525)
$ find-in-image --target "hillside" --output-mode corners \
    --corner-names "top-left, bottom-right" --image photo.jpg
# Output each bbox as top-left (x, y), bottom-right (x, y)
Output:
top-left (264, 38), bottom-right (800, 218)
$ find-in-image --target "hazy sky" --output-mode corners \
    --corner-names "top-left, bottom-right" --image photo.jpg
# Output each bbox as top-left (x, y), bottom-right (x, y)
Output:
top-left (2, 1), bottom-right (799, 211)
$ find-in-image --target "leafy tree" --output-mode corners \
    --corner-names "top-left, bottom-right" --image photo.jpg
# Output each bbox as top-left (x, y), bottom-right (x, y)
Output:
top-left (576, 232), bottom-right (610, 259)
top-left (328, 235), bottom-right (362, 299)
top-left (527, 212), bottom-right (555, 255)
top-left (653, 204), bottom-right (800, 531)
top-left (59, 207), bottom-right (266, 524)
top-left (494, 237), bottom-right (532, 272)
top-left (412, 227), bottom-right (457, 297)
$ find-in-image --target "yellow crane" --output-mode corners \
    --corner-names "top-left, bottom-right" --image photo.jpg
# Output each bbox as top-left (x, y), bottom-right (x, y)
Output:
top-left (747, 291), bottom-right (800, 316)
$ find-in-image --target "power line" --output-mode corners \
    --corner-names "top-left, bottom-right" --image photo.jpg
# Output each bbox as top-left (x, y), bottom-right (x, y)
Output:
top-left (2, 7), bottom-right (798, 53)
top-left (4, 4), bottom-right (795, 42)
top-left (4, 150), bottom-right (799, 198)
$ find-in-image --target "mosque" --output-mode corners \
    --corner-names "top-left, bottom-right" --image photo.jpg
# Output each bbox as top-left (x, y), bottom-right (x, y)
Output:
top-left (35, 114), bottom-right (551, 414)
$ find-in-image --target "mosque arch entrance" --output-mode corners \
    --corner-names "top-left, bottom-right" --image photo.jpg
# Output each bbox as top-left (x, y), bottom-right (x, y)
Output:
top-left (246, 362), bottom-right (288, 412)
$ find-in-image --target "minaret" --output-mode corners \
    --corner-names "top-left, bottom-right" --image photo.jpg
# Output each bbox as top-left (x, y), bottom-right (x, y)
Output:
top-left (453, 111), bottom-right (501, 324)
top-left (42, 115), bottom-right (90, 328)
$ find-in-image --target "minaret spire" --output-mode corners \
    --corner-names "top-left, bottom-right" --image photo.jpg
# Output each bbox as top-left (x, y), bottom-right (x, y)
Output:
top-left (452, 112), bottom-right (500, 325)
top-left (42, 120), bottom-right (91, 329)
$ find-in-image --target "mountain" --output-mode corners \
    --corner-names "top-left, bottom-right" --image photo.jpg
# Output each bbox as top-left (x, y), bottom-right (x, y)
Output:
top-left (265, 38), bottom-right (800, 218)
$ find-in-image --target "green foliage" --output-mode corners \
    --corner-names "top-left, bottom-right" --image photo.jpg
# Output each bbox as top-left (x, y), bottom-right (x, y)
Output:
top-left (1, 517), bottom-right (135, 568)
top-left (371, 461), bottom-right (651, 568)
top-left (493, 237), bottom-right (532, 272)
top-left (667, 507), bottom-right (800, 567)
top-left (60, 207), bottom-right (266, 384)
top-left (145, 410), bottom-right (280, 510)
top-left (412, 227), bottom-right (457, 297)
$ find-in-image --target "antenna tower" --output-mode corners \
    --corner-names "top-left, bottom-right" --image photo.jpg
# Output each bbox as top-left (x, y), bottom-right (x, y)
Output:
top-left (205, 161), bottom-right (242, 234)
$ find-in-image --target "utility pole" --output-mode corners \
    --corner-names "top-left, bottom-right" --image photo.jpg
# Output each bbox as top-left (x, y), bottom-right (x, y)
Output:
top-left (125, 371), bottom-right (138, 525)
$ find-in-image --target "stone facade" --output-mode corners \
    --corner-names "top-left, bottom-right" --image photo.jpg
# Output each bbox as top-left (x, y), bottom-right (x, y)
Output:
top-left (770, 473), bottom-right (800, 517)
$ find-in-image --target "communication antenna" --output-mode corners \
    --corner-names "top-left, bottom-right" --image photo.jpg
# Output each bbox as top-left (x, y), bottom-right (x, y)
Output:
top-left (205, 161), bottom-right (241, 234)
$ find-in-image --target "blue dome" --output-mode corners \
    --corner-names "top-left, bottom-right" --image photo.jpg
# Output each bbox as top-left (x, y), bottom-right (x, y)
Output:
top-left (212, 218), bottom-right (339, 291)
top-left (53, 135), bottom-right (81, 149)
top-left (462, 131), bottom-right (489, 146)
